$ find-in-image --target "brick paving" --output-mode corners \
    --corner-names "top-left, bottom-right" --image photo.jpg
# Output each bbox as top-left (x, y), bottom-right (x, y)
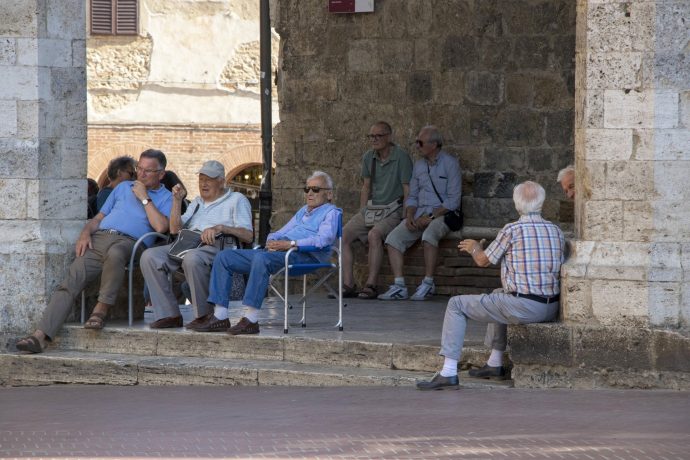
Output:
top-left (1, 385), bottom-right (688, 459)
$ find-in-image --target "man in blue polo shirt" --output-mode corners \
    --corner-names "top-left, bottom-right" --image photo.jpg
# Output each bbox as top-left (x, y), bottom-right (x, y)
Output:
top-left (15, 149), bottom-right (173, 354)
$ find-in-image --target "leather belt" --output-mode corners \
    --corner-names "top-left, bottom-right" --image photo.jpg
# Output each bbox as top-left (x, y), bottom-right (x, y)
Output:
top-left (97, 228), bottom-right (136, 241)
top-left (510, 292), bottom-right (560, 304)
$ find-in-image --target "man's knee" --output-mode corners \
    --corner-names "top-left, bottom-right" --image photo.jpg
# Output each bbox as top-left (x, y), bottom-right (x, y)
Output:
top-left (181, 251), bottom-right (206, 270)
top-left (367, 229), bottom-right (383, 246)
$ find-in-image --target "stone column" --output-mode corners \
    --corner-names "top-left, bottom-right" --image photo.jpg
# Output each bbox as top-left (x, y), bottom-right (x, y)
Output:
top-left (0, 0), bottom-right (86, 337)
top-left (510, 0), bottom-right (689, 389)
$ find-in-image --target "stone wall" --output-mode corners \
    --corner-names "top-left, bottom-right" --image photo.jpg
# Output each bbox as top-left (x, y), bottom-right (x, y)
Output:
top-left (0, 0), bottom-right (87, 334)
top-left (272, 0), bottom-right (575, 229)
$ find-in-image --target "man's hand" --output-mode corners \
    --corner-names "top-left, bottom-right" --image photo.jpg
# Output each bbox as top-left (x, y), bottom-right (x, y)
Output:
top-left (75, 233), bottom-right (93, 257)
top-left (200, 227), bottom-right (219, 245)
top-left (266, 240), bottom-right (292, 252)
top-left (458, 239), bottom-right (481, 255)
top-left (172, 184), bottom-right (186, 201)
top-left (131, 181), bottom-right (148, 201)
top-left (404, 217), bottom-right (416, 231)
top-left (414, 215), bottom-right (432, 230)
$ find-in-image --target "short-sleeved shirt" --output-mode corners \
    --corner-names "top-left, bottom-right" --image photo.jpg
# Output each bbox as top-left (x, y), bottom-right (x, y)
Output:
top-left (182, 189), bottom-right (253, 233)
top-left (361, 144), bottom-right (413, 205)
top-left (484, 213), bottom-right (565, 297)
top-left (99, 181), bottom-right (173, 247)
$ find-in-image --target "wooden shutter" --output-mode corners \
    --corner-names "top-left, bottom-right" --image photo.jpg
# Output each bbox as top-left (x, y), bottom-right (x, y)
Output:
top-left (90, 0), bottom-right (138, 35)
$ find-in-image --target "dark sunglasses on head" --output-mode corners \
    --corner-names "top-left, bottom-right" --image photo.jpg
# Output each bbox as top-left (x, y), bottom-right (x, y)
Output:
top-left (303, 186), bottom-right (331, 193)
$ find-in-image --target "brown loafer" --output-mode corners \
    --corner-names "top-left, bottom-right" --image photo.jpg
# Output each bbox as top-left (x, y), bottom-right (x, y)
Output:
top-left (228, 317), bottom-right (260, 335)
top-left (184, 312), bottom-right (214, 330)
top-left (149, 315), bottom-right (183, 329)
top-left (193, 315), bottom-right (230, 332)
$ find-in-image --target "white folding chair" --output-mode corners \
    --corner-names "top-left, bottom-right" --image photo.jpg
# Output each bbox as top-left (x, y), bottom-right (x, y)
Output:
top-left (269, 210), bottom-right (344, 334)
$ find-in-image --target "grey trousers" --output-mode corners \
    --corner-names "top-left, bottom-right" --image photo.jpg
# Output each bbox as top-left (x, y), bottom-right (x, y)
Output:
top-left (140, 243), bottom-right (219, 320)
top-left (439, 289), bottom-right (559, 361)
top-left (38, 232), bottom-right (136, 340)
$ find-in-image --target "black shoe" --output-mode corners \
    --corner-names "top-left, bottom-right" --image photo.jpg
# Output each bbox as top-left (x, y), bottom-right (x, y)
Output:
top-left (416, 372), bottom-right (459, 391)
top-left (468, 364), bottom-right (507, 380)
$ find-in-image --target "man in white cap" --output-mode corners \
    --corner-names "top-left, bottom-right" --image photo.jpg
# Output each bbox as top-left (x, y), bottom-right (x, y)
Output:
top-left (140, 160), bottom-right (254, 331)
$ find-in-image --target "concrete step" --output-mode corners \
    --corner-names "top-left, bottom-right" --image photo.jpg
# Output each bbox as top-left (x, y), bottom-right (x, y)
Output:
top-left (48, 325), bottom-right (495, 373)
top-left (0, 351), bottom-right (513, 389)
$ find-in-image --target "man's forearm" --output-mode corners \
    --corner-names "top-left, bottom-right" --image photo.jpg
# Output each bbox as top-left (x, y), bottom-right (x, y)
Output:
top-left (169, 200), bottom-right (183, 234)
top-left (217, 225), bottom-right (253, 244)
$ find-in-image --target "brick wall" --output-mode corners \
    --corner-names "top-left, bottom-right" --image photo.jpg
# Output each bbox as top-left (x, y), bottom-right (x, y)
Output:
top-left (87, 124), bottom-right (264, 199)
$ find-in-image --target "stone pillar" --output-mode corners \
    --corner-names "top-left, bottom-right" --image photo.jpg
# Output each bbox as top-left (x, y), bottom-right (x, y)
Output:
top-left (0, 0), bottom-right (86, 337)
top-left (510, 0), bottom-right (690, 389)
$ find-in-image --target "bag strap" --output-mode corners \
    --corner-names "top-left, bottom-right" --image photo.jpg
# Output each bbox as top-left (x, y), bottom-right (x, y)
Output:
top-left (182, 203), bottom-right (201, 230)
top-left (427, 162), bottom-right (444, 204)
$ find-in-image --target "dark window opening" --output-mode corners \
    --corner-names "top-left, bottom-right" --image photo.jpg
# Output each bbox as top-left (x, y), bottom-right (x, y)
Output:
top-left (90, 0), bottom-right (138, 35)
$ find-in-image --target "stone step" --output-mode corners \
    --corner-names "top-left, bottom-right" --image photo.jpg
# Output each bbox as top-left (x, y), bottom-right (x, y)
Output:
top-left (0, 351), bottom-right (513, 389)
top-left (49, 325), bottom-right (494, 374)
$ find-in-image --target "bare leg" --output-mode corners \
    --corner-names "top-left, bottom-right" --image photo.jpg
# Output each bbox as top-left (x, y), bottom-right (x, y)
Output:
top-left (365, 229), bottom-right (384, 286)
top-left (387, 245), bottom-right (405, 279)
top-left (423, 242), bottom-right (439, 278)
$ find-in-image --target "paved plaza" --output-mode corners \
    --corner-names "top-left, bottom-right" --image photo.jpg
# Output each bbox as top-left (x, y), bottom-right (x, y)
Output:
top-left (1, 384), bottom-right (689, 459)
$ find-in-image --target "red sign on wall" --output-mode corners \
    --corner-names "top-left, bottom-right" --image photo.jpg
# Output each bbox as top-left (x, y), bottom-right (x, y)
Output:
top-left (329, 0), bottom-right (374, 13)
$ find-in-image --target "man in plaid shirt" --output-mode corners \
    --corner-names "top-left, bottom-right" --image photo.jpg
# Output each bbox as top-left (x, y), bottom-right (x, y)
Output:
top-left (417, 181), bottom-right (565, 390)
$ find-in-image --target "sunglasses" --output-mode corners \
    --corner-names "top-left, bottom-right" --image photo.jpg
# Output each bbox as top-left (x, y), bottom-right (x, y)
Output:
top-left (366, 133), bottom-right (390, 140)
top-left (303, 186), bottom-right (331, 193)
top-left (415, 139), bottom-right (425, 147)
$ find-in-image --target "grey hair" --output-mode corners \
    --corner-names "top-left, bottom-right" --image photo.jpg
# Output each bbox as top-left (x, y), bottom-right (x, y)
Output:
top-left (513, 181), bottom-right (545, 215)
top-left (557, 165), bottom-right (575, 183)
top-left (421, 125), bottom-right (443, 148)
top-left (308, 170), bottom-right (334, 190)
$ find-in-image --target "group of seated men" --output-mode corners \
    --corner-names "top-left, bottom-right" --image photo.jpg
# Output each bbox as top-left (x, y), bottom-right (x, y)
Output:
top-left (15, 131), bottom-right (576, 392)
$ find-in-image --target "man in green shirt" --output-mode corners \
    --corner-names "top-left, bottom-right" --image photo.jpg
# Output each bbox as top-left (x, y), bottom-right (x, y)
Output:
top-left (342, 121), bottom-right (413, 299)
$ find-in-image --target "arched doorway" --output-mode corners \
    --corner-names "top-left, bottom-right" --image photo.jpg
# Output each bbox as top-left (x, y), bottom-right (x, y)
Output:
top-left (227, 163), bottom-right (274, 233)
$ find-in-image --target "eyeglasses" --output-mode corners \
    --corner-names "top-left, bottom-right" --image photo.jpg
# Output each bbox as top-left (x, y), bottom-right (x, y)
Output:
top-left (303, 186), bottom-right (331, 194)
top-left (136, 166), bottom-right (163, 175)
top-left (366, 133), bottom-right (390, 140)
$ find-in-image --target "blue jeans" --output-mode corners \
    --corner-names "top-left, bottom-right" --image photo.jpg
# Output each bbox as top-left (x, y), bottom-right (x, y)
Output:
top-left (207, 249), bottom-right (319, 309)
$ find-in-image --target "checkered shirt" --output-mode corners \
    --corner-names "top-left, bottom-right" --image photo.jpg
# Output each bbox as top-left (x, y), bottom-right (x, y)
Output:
top-left (484, 213), bottom-right (565, 296)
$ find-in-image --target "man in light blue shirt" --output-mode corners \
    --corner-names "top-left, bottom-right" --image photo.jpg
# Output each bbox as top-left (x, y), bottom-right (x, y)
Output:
top-left (379, 126), bottom-right (462, 301)
top-left (206, 171), bottom-right (339, 335)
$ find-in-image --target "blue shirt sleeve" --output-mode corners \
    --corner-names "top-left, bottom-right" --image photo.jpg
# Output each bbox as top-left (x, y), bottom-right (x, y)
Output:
top-left (295, 208), bottom-right (339, 249)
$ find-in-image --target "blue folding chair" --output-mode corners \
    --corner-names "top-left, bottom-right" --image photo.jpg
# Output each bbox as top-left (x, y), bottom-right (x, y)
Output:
top-left (269, 209), bottom-right (344, 334)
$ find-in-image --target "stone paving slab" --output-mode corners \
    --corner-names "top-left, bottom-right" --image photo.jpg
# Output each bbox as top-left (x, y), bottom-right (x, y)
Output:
top-left (0, 385), bottom-right (687, 459)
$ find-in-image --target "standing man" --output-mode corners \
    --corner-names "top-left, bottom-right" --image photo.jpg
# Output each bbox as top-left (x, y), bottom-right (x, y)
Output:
top-left (416, 181), bottom-right (564, 390)
top-left (15, 149), bottom-right (173, 353)
top-left (379, 126), bottom-right (461, 301)
top-left (557, 165), bottom-right (575, 199)
top-left (140, 160), bottom-right (253, 331)
top-left (205, 171), bottom-right (339, 335)
top-left (342, 121), bottom-right (413, 299)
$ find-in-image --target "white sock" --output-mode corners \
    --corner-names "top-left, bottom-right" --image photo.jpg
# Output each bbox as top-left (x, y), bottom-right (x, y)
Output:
top-left (244, 306), bottom-right (260, 323)
top-left (423, 276), bottom-right (434, 285)
top-left (440, 357), bottom-right (458, 377)
top-left (213, 305), bottom-right (229, 320)
top-left (394, 277), bottom-right (405, 286)
top-left (487, 349), bottom-right (504, 367)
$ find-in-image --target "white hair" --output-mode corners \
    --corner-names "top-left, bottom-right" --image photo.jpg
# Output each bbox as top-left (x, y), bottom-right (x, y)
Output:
top-left (513, 181), bottom-right (545, 215)
top-left (307, 170), bottom-right (334, 189)
top-left (557, 165), bottom-right (575, 183)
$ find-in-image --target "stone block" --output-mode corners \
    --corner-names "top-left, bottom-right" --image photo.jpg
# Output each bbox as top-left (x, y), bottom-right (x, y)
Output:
top-left (655, 161), bottom-right (690, 201)
top-left (72, 39), bottom-right (85, 67)
top-left (347, 40), bottom-right (380, 72)
top-left (41, 100), bottom-right (87, 139)
top-left (16, 100), bottom-right (39, 139)
top-left (56, 328), bottom-right (157, 355)
top-left (580, 159), bottom-right (606, 200)
top-left (407, 71), bottom-right (431, 103)
top-left (623, 201), bottom-right (654, 242)
top-left (583, 128), bottom-right (632, 161)
top-left (508, 323), bottom-right (573, 367)
top-left (648, 282), bottom-right (681, 328)
top-left (35, 179), bottom-right (85, 220)
top-left (473, 172), bottom-right (517, 199)
top-left (573, 325), bottom-right (653, 370)
top-left (464, 71), bottom-right (503, 106)
top-left (497, 109), bottom-right (544, 146)
top-left (441, 35), bottom-right (477, 69)
top-left (651, 200), bottom-right (690, 242)
top-left (0, 101), bottom-right (17, 137)
top-left (560, 276), bottom-right (593, 323)
top-left (513, 36), bottom-right (550, 70)
top-left (0, 0), bottom-right (39, 36)
top-left (413, 38), bottom-right (437, 71)
top-left (681, 282), bottom-right (690, 328)
top-left (0, 38), bottom-right (16, 65)
top-left (603, 90), bottom-right (678, 129)
top-left (506, 73), bottom-right (533, 105)
top-left (431, 69), bottom-right (465, 105)
top-left (0, 65), bottom-right (39, 100)
top-left (51, 67), bottom-right (86, 101)
top-left (581, 200), bottom-right (623, 241)
top-left (477, 37), bottom-right (513, 70)
top-left (284, 338), bottom-right (392, 369)
top-left (0, 179), bottom-right (28, 219)
top-left (591, 280), bottom-right (649, 326)
top-left (545, 110), bottom-right (574, 147)
top-left (137, 357), bottom-right (258, 386)
top-left (157, 333), bottom-right (284, 361)
top-left (681, 91), bottom-right (690, 129)
top-left (586, 2), bottom-right (654, 53)
top-left (534, 75), bottom-right (571, 110)
top-left (605, 160), bottom-right (653, 201)
top-left (484, 147), bottom-right (525, 172)
top-left (525, 147), bottom-right (556, 173)
top-left (46, 0), bottom-right (85, 40)
top-left (577, 89), bottom-right (604, 128)
top-left (0, 139), bottom-right (38, 178)
top-left (379, 39), bottom-right (413, 72)
top-left (656, 52), bottom-right (690, 90)
top-left (655, 2), bottom-right (690, 53)
top-left (585, 52), bottom-right (642, 90)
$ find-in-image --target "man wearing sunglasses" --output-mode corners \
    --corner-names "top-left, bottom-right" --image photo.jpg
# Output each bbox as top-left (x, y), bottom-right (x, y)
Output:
top-left (205, 171), bottom-right (339, 335)
top-left (379, 126), bottom-right (461, 301)
top-left (95, 155), bottom-right (137, 212)
top-left (16, 149), bottom-right (173, 354)
top-left (342, 121), bottom-right (413, 300)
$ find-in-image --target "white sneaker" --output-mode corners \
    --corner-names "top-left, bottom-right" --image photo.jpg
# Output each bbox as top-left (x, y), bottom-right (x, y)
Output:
top-left (410, 281), bottom-right (435, 300)
top-left (378, 284), bottom-right (409, 300)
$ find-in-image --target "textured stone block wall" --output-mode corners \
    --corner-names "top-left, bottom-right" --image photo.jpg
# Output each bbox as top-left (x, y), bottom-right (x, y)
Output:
top-left (0, 0), bottom-right (87, 333)
top-left (273, 0), bottom-right (575, 228)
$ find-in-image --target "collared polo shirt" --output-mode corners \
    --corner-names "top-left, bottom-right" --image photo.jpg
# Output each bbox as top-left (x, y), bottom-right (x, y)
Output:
top-left (182, 189), bottom-right (253, 233)
top-left (361, 144), bottom-right (413, 205)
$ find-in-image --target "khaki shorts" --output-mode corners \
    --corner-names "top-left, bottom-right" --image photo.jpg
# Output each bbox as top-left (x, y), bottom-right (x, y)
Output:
top-left (343, 209), bottom-right (403, 244)
top-left (385, 217), bottom-right (450, 253)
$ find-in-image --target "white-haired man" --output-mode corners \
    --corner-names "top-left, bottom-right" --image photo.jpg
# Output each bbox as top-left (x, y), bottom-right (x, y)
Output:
top-left (557, 165), bottom-right (575, 199)
top-left (417, 181), bottom-right (565, 390)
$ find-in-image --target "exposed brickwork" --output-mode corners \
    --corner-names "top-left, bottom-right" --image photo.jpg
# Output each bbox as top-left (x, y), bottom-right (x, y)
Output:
top-left (87, 124), bottom-right (265, 198)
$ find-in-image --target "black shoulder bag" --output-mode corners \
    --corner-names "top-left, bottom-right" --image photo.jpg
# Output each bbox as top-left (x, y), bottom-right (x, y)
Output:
top-left (427, 163), bottom-right (463, 231)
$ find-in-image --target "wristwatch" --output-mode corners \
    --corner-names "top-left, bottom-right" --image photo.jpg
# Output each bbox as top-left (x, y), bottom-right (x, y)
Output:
top-left (290, 240), bottom-right (297, 247)
top-left (141, 197), bottom-right (151, 206)
top-left (428, 213), bottom-right (435, 220)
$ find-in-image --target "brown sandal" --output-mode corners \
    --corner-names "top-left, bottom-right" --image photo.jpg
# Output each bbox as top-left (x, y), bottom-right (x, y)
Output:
top-left (16, 336), bottom-right (44, 354)
top-left (357, 285), bottom-right (378, 299)
top-left (84, 311), bottom-right (106, 330)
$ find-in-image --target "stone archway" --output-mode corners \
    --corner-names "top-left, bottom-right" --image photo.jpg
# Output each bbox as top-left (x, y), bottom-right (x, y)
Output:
top-left (217, 144), bottom-right (273, 181)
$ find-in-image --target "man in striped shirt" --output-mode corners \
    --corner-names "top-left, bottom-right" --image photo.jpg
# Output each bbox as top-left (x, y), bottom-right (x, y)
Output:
top-left (417, 181), bottom-right (565, 390)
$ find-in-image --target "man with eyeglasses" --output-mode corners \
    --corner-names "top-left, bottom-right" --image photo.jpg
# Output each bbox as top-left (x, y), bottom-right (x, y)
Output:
top-left (379, 126), bottom-right (461, 301)
top-left (15, 149), bottom-right (173, 354)
top-left (205, 171), bottom-right (339, 335)
top-left (342, 121), bottom-right (413, 299)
